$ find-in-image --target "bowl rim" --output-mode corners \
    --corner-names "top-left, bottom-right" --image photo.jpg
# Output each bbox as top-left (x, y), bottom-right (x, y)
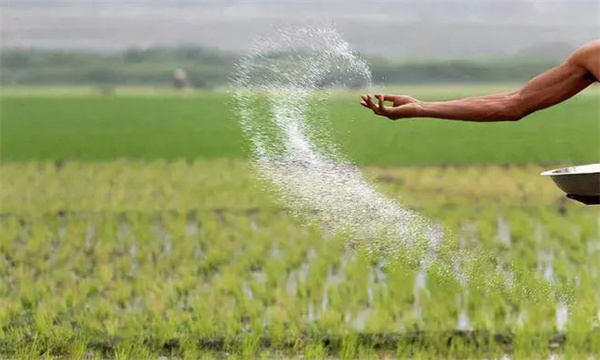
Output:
top-left (540, 163), bottom-right (600, 176)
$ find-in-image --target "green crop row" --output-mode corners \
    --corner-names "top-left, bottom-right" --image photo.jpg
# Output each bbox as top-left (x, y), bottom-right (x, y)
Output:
top-left (1, 160), bottom-right (599, 358)
top-left (0, 160), bottom-right (586, 214)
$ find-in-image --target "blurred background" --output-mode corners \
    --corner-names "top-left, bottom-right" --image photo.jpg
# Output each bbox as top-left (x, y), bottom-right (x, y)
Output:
top-left (1, 0), bottom-right (598, 164)
top-left (2, 1), bottom-right (599, 90)
top-left (1, 1), bottom-right (600, 359)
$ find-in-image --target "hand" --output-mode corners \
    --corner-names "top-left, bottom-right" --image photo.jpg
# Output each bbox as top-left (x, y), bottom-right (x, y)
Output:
top-left (360, 93), bottom-right (422, 120)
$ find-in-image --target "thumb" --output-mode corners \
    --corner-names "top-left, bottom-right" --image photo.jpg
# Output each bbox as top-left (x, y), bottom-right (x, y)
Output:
top-left (376, 94), bottom-right (387, 113)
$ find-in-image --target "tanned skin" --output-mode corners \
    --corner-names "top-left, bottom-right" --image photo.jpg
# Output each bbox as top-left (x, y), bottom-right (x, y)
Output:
top-left (361, 40), bottom-right (600, 204)
top-left (360, 40), bottom-right (599, 122)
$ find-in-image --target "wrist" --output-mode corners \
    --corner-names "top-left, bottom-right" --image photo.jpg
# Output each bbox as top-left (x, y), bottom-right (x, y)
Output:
top-left (411, 100), bottom-right (427, 118)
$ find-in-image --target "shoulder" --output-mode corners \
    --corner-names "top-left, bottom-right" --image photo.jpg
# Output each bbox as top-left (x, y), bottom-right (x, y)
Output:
top-left (566, 40), bottom-right (600, 81)
top-left (572, 40), bottom-right (600, 59)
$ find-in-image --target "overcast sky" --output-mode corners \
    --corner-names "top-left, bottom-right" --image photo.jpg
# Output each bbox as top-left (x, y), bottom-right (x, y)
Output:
top-left (1, 1), bottom-right (598, 57)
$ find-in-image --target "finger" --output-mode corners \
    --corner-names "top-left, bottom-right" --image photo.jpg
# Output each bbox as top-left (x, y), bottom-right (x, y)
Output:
top-left (375, 94), bottom-right (396, 101)
top-left (376, 94), bottom-right (387, 112)
top-left (366, 95), bottom-right (377, 109)
top-left (394, 95), bottom-right (415, 106)
top-left (371, 105), bottom-right (383, 115)
top-left (361, 97), bottom-right (374, 109)
top-left (363, 102), bottom-right (378, 113)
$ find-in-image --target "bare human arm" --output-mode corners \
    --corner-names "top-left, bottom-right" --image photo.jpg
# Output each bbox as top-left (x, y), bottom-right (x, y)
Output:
top-left (360, 40), bottom-right (599, 122)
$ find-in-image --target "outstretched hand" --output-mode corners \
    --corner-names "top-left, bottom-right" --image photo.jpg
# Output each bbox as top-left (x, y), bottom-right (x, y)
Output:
top-left (360, 94), bottom-right (422, 120)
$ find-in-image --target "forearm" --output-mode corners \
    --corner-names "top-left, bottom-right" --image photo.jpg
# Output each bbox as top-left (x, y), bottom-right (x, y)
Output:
top-left (413, 61), bottom-right (594, 122)
top-left (415, 92), bottom-right (523, 122)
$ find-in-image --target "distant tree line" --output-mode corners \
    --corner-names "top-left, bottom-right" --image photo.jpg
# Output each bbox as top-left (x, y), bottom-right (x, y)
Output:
top-left (368, 57), bottom-right (558, 84)
top-left (0, 46), bottom-right (560, 88)
top-left (1, 46), bottom-right (235, 88)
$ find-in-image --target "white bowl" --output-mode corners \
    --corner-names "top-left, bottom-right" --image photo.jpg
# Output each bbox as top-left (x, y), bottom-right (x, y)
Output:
top-left (541, 163), bottom-right (600, 196)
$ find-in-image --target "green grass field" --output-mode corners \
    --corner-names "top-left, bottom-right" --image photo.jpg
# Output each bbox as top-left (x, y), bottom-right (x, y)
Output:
top-left (1, 86), bottom-right (599, 359)
top-left (1, 86), bottom-right (598, 165)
